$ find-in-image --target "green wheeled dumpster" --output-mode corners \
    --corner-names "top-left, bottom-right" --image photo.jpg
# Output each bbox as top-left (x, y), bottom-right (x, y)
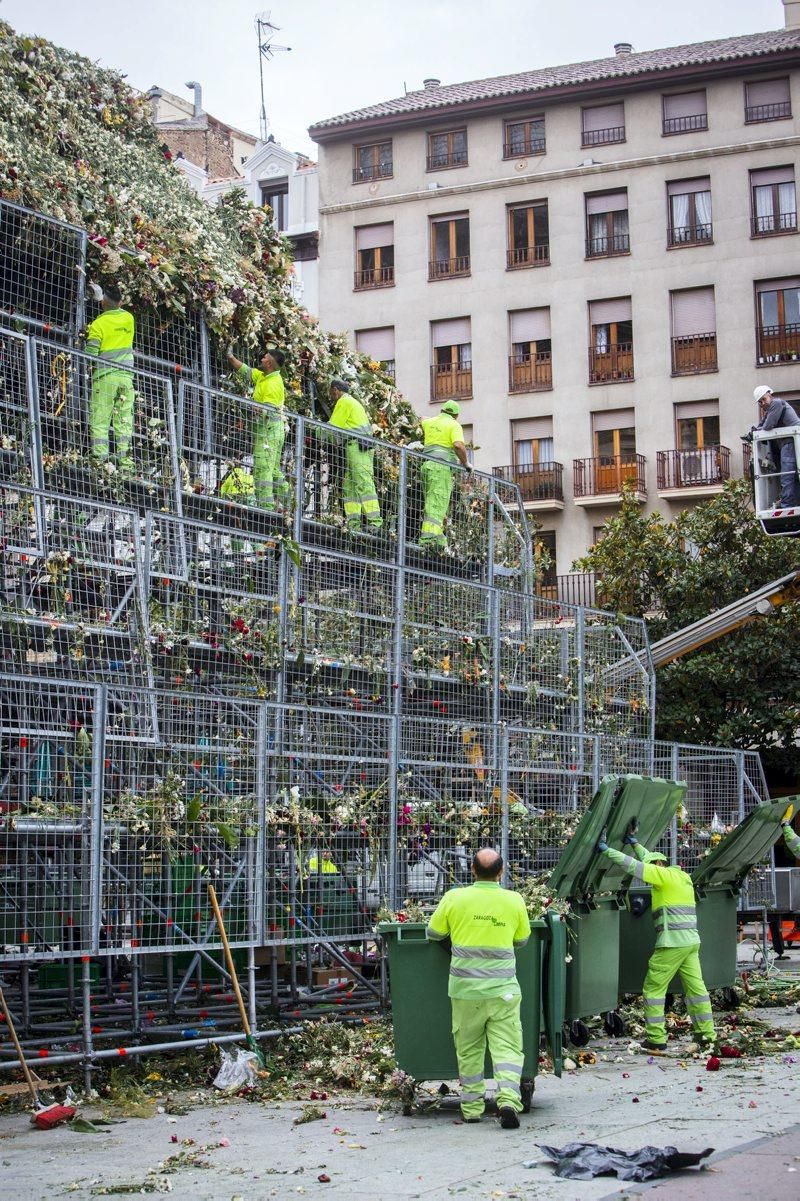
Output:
top-left (379, 911), bottom-right (566, 1116)
top-left (618, 799), bottom-right (789, 1000)
top-left (550, 774), bottom-right (687, 1045)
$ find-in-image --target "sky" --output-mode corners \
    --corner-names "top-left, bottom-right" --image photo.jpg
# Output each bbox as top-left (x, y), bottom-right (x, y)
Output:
top-left (0, 0), bottom-right (788, 157)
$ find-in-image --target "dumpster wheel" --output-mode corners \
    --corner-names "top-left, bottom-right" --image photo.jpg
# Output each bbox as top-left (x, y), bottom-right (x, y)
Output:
top-left (521, 1078), bottom-right (534, 1113)
top-left (603, 1010), bottom-right (626, 1037)
top-left (568, 1019), bottom-right (590, 1047)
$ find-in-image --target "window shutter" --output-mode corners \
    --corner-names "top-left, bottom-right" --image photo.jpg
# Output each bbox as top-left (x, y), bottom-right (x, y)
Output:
top-left (756, 277), bottom-right (800, 293)
top-left (747, 78), bottom-right (790, 105)
top-left (432, 317), bottom-right (471, 347)
top-left (512, 416), bottom-right (553, 440)
top-left (590, 297), bottom-right (632, 324)
top-left (510, 308), bottom-right (550, 341)
top-left (675, 400), bottom-right (719, 420)
top-left (356, 327), bottom-right (395, 360)
top-left (585, 191), bottom-right (628, 215)
top-left (583, 103), bottom-right (624, 131)
top-left (663, 91), bottom-right (706, 118)
top-left (667, 176), bottom-right (711, 196)
top-left (592, 408), bottom-right (635, 433)
top-left (430, 211), bottom-right (468, 225)
top-left (671, 288), bottom-right (716, 337)
top-left (355, 223), bottom-right (393, 250)
top-left (750, 166), bottom-right (795, 186)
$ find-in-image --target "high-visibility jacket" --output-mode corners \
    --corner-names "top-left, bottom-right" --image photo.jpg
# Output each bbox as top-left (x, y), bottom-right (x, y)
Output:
top-left (604, 844), bottom-right (700, 948)
top-left (426, 881), bottom-right (531, 999)
top-left (329, 392), bottom-right (372, 437)
top-left (85, 308), bottom-right (135, 374)
top-left (785, 823), bottom-right (800, 858)
top-left (308, 855), bottom-right (338, 874)
top-left (239, 364), bottom-right (285, 414)
top-left (421, 413), bottom-right (464, 464)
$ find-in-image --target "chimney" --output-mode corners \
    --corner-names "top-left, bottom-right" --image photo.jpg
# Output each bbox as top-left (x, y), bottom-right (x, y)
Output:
top-left (423, 77), bottom-right (441, 90)
top-left (185, 80), bottom-right (203, 118)
top-left (784, 1), bottom-right (800, 29)
top-left (147, 86), bottom-right (163, 123)
top-left (614, 42), bottom-right (633, 55)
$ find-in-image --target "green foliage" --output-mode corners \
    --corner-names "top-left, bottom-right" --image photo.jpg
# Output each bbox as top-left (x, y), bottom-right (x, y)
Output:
top-left (575, 481), bottom-right (800, 781)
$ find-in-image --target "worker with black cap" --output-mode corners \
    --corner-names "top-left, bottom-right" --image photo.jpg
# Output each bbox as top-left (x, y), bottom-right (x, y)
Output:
top-left (417, 400), bottom-right (470, 550)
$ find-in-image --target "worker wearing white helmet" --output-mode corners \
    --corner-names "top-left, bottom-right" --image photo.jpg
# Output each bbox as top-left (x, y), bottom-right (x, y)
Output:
top-left (752, 385), bottom-right (800, 508)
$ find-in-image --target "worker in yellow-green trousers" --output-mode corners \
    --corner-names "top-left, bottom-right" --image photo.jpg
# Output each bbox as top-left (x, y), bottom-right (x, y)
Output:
top-left (328, 378), bottom-right (382, 533)
top-left (783, 803), bottom-right (800, 858)
top-left (426, 847), bottom-right (531, 1129)
top-left (85, 282), bottom-right (136, 472)
top-left (417, 400), bottom-right (470, 550)
top-left (597, 819), bottom-right (715, 1050)
top-left (226, 347), bottom-right (287, 510)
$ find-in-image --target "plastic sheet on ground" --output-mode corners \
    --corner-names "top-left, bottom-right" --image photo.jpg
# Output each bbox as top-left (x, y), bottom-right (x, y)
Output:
top-left (212, 1047), bottom-right (259, 1093)
top-left (533, 1141), bottom-right (714, 1181)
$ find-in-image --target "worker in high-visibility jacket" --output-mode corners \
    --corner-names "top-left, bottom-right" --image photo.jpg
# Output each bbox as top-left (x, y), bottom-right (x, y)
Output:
top-left (328, 378), bottom-right (382, 532)
top-left (426, 847), bottom-right (531, 1129)
top-left (418, 400), bottom-right (470, 549)
top-left (227, 347), bottom-right (287, 510)
top-left (783, 804), bottom-right (800, 858)
top-left (597, 820), bottom-right (715, 1051)
top-left (308, 850), bottom-right (339, 874)
top-left (84, 283), bottom-right (135, 472)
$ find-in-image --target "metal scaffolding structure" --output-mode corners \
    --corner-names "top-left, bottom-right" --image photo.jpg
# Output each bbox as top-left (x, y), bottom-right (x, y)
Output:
top-left (0, 198), bottom-right (774, 1075)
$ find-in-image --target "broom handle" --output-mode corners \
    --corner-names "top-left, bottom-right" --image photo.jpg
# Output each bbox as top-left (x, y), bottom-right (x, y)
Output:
top-left (0, 986), bottom-right (39, 1107)
top-left (207, 884), bottom-right (251, 1038)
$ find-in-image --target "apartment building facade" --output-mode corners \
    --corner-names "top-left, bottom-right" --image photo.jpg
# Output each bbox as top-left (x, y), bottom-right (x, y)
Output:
top-left (310, 7), bottom-right (800, 577)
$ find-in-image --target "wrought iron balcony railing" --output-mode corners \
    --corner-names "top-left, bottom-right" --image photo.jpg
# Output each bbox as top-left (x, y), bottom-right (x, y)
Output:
top-left (581, 125), bottom-right (625, 147)
top-left (493, 461), bottom-right (564, 502)
top-left (668, 222), bottom-right (712, 246)
top-left (756, 323), bottom-right (800, 364)
top-left (508, 352), bottom-right (552, 392)
top-left (662, 113), bottom-right (708, 135)
top-left (353, 265), bottom-right (395, 290)
top-left (573, 454), bottom-right (646, 498)
top-left (657, 446), bottom-right (730, 490)
top-left (506, 243), bottom-right (549, 268)
top-left (430, 363), bottom-right (473, 400)
top-left (428, 255), bottom-right (471, 280)
top-left (670, 332), bottom-right (718, 375)
top-left (588, 342), bottom-right (634, 383)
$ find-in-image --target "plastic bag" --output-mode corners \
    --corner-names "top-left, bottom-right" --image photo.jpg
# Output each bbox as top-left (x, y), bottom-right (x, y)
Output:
top-left (212, 1047), bottom-right (259, 1093)
top-left (534, 1142), bottom-right (713, 1182)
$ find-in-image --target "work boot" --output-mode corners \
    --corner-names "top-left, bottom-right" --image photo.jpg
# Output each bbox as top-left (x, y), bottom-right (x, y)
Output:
top-left (498, 1106), bottom-right (520, 1130)
top-left (642, 1039), bottom-right (668, 1051)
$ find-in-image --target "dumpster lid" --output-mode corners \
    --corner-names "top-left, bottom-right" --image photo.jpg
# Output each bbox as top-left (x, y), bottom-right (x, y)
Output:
top-left (690, 800), bottom-right (789, 892)
top-left (551, 775), bottom-right (687, 900)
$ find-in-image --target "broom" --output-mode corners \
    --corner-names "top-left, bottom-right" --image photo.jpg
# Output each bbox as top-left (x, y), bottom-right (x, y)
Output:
top-left (0, 985), bottom-right (76, 1129)
top-left (207, 884), bottom-right (265, 1067)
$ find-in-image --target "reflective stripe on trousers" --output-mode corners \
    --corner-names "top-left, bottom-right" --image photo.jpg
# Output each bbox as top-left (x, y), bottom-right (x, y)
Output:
top-left (90, 369), bottom-right (135, 469)
top-left (451, 995), bottom-right (525, 1118)
top-left (641, 945), bottom-right (715, 1045)
top-left (343, 441), bottom-right (382, 529)
top-left (419, 459), bottom-right (454, 547)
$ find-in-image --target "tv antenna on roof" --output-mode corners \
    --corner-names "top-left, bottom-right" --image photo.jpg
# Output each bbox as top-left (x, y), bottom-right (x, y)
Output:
top-left (255, 11), bottom-right (291, 141)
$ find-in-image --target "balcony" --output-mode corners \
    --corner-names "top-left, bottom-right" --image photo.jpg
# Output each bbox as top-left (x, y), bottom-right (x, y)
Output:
top-left (508, 352), bottom-right (552, 393)
top-left (536, 572), bottom-right (598, 608)
top-left (757, 323), bottom-right (800, 365)
top-left (493, 462), bottom-right (564, 509)
top-left (750, 212), bottom-right (797, 237)
top-left (588, 343), bottom-right (634, 383)
top-left (428, 255), bottom-right (471, 281)
top-left (668, 223), bottom-right (713, 247)
top-left (353, 265), bottom-right (394, 290)
top-left (743, 442), bottom-right (752, 477)
top-left (657, 446), bottom-right (730, 497)
top-left (586, 231), bottom-right (630, 258)
top-left (503, 136), bottom-right (546, 158)
top-left (671, 332), bottom-right (718, 375)
top-left (506, 244), bottom-right (549, 269)
top-left (573, 454), bottom-right (646, 504)
top-left (745, 101), bottom-right (792, 123)
top-left (663, 113), bottom-right (708, 135)
top-left (352, 162), bottom-right (392, 184)
top-left (581, 126), bottom-right (625, 147)
top-left (430, 363), bottom-right (472, 401)
top-left (426, 150), bottom-right (468, 171)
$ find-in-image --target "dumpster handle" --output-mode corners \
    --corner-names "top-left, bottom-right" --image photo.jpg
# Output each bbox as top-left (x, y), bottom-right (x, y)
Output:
top-left (396, 925), bottom-right (429, 943)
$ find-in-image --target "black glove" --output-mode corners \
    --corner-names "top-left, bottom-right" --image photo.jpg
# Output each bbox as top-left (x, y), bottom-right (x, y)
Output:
top-left (596, 828), bottom-right (609, 853)
top-left (741, 430), bottom-right (754, 444)
top-left (624, 817), bottom-right (639, 846)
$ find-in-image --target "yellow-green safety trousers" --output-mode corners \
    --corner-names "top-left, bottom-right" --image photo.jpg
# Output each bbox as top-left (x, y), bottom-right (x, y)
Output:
top-left (90, 369), bottom-right (135, 470)
top-left (643, 946), bottom-right (715, 1046)
top-left (451, 994), bottom-right (524, 1118)
top-left (343, 439), bottom-right (382, 530)
top-left (419, 459), bottom-right (454, 548)
top-left (253, 416), bottom-right (288, 510)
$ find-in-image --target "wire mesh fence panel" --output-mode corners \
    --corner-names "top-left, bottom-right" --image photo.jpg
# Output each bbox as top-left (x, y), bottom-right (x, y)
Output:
top-left (497, 589), bottom-right (579, 729)
top-left (403, 449), bottom-right (495, 584)
top-left (98, 692), bottom-right (264, 955)
top-left (581, 610), bottom-right (654, 740)
top-left (738, 749), bottom-right (775, 908)
top-left (0, 675), bottom-right (102, 960)
top-left (0, 330), bottom-right (36, 487)
top-left (145, 512), bottom-right (283, 697)
top-left (284, 551), bottom-right (395, 712)
top-left (0, 201), bottom-right (86, 338)
top-left (32, 339), bottom-right (181, 514)
top-left (491, 477), bottom-right (533, 584)
top-left (672, 744), bottom-right (743, 874)
top-left (263, 705), bottom-right (392, 945)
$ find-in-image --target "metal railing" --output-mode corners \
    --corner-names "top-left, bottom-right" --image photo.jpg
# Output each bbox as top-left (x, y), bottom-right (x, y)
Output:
top-left (750, 212), bottom-right (797, 236)
top-left (508, 352), bottom-right (552, 392)
top-left (586, 231), bottom-right (630, 258)
top-left (428, 255), bottom-right (470, 280)
top-left (573, 454), bottom-right (646, 498)
top-left (493, 461), bottom-right (563, 502)
top-left (353, 265), bottom-right (395, 289)
top-left (0, 200), bottom-right (87, 339)
top-left (506, 243), bottom-right (549, 268)
top-left (756, 322), bottom-right (800, 364)
top-left (582, 125), bottom-right (625, 146)
top-left (656, 446), bottom-right (730, 490)
top-left (745, 101), bottom-right (791, 123)
top-left (670, 332), bottom-right (718, 374)
top-left (662, 113), bottom-right (708, 134)
top-left (668, 222), bottom-right (713, 246)
top-left (352, 161), bottom-right (393, 183)
top-left (426, 151), bottom-right (468, 170)
top-left (503, 136), bottom-right (546, 157)
top-left (535, 572), bottom-right (597, 608)
top-left (430, 363), bottom-right (472, 400)
top-left (588, 342), bottom-right (634, 382)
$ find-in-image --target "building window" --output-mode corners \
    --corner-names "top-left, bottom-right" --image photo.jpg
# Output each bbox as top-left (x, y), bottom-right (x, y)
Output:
top-left (430, 317), bottom-right (472, 400)
top-left (756, 278), bottom-right (800, 364)
top-left (670, 287), bottom-right (718, 375)
top-left (429, 213), bottom-right (470, 279)
top-left (290, 232), bottom-right (319, 262)
top-left (508, 309), bottom-right (552, 393)
top-left (503, 116), bottom-right (546, 158)
top-left (581, 102), bottom-right (625, 147)
top-left (745, 77), bottom-right (791, 124)
top-left (750, 167), bottom-right (797, 236)
top-left (656, 401), bottom-right (727, 491)
top-left (588, 298), bottom-right (633, 383)
top-left (427, 128), bottom-right (467, 171)
top-left (510, 417), bottom-right (562, 502)
top-left (676, 402), bottom-right (720, 451)
top-left (534, 530), bottom-right (557, 594)
top-left (260, 180), bottom-right (288, 230)
top-left (577, 408), bottom-right (641, 495)
top-left (662, 90), bottom-right (708, 135)
top-left (667, 178), bottom-right (712, 246)
top-left (353, 140), bottom-right (393, 183)
top-left (356, 326), bottom-right (395, 378)
top-left (585, 190), bottom-right (629, 257)
top-left (354, 223), bottom-right (394, 289)
top-left (506, 201), bottom-right (549, 268)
